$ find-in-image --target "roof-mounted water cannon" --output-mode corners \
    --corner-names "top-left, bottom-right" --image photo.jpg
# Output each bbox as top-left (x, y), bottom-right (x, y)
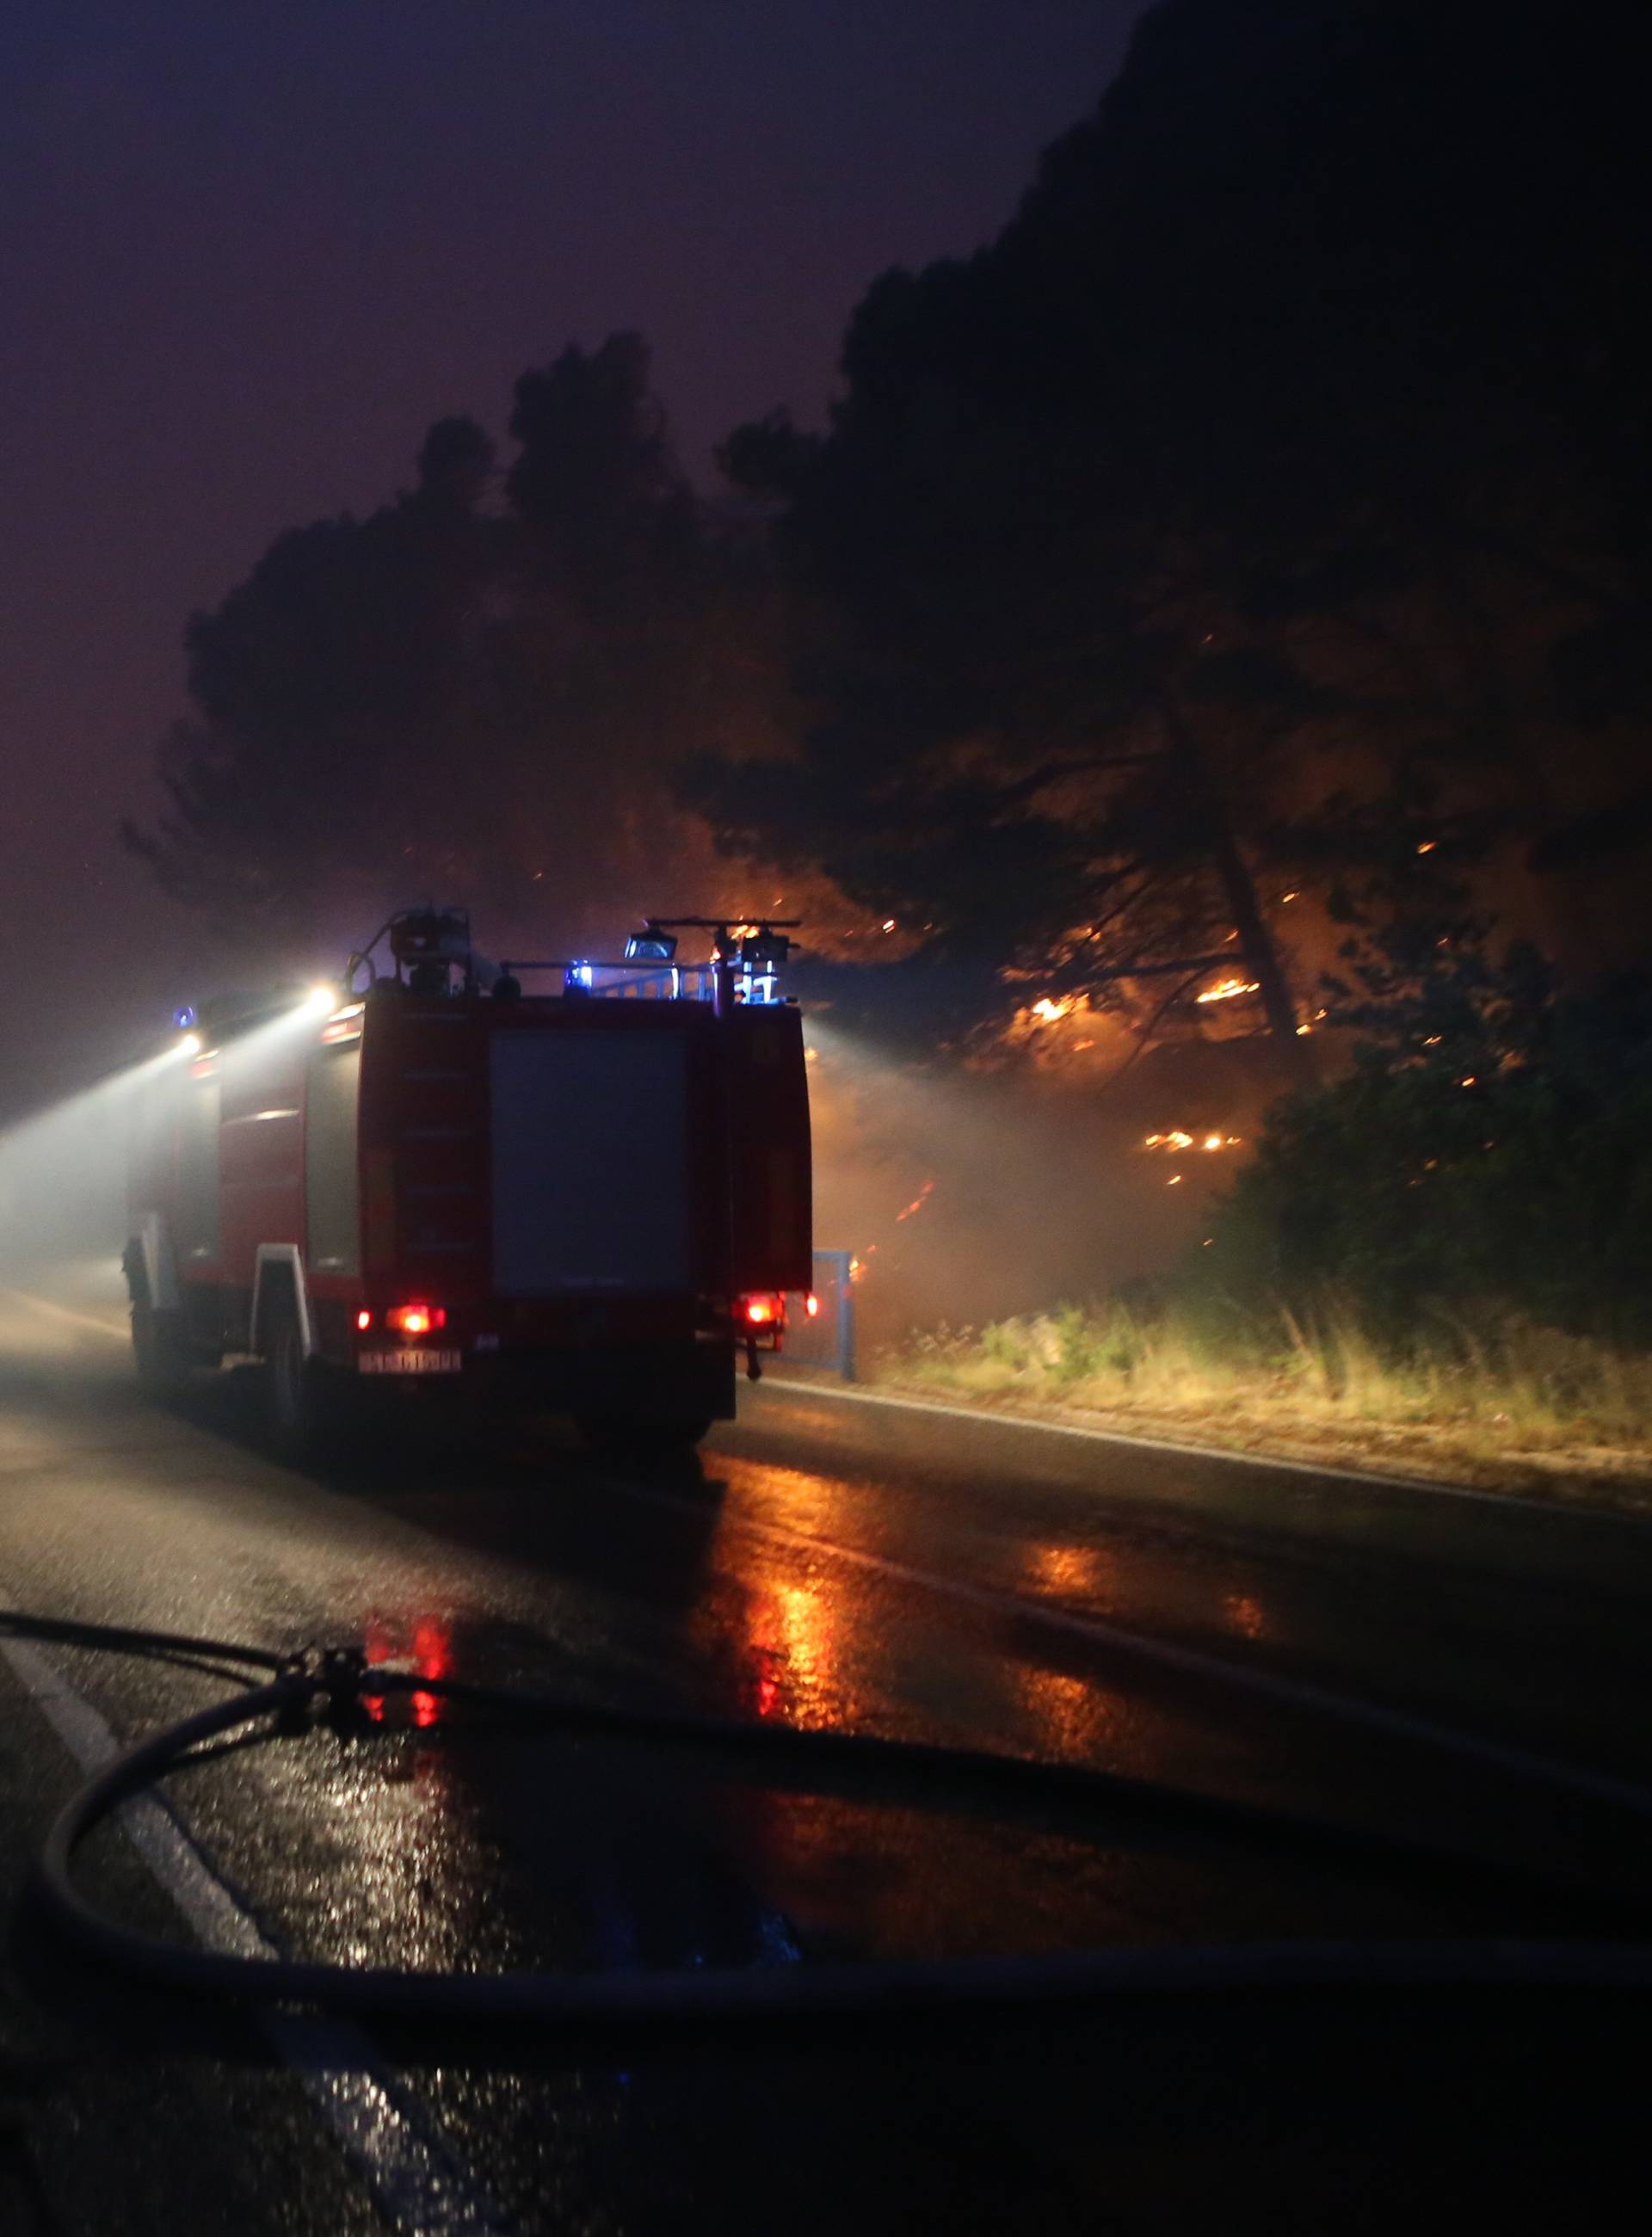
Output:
top-left (388, 907), bottom-right (473, 995)
top-left (736, 922), bottom-right (795, 1000)
top-left (721, 921), bottom-right (798, 1012)
top-left (624, 921), bottom-right (679, 963)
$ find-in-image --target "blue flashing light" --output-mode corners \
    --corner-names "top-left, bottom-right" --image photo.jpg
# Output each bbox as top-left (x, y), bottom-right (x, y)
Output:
top-left (173, 1003), bottom-right (198, 1031)
top-left (564, 961), bottom-right (595, 993)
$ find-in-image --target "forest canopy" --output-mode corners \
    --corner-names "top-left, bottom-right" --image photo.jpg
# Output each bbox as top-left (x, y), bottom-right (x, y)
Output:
top-left (130, 0), bottom-right (1652, 1083)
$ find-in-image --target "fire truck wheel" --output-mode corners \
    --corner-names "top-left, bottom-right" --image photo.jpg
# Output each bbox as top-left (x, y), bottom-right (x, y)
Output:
top-left (263, 1304), bottom-right (342, 1463)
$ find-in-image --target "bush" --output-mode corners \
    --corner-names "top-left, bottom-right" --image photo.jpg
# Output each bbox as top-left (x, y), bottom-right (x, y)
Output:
top-left (981, 1320), bottom-right (1032, 1374)
top-left (1051, 1302), bottom-right (1100, 1383)
top-left (881, 1293), bottom-right (1652, 1469)
top-left (1192, 927), bottom-right (1652, 1347)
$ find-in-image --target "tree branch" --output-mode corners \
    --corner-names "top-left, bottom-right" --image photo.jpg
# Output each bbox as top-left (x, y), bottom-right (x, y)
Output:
top-left (994, 750), bottom-right (1168, 810)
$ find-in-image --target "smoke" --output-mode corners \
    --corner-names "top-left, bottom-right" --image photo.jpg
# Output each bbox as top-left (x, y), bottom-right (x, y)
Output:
top-left (0, 1047), bottom-right (181, 1314)
top-left (804, 1015), bottom-right (1286, 1351)
top-left (0, 991), bottom-right (343, 1334)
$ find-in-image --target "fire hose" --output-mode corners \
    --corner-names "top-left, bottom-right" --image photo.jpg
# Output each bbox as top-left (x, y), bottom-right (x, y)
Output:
top-left (8, 1608), bottom-right (1652, 2023)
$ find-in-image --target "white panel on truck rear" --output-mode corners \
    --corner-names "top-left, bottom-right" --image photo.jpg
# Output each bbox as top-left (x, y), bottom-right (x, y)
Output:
top-left (490, 1030), bottom-right (691, 1293)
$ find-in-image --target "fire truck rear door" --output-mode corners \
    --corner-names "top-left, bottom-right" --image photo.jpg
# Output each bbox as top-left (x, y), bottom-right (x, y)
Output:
top-left (489, 1027), bottom-right (691, 1295)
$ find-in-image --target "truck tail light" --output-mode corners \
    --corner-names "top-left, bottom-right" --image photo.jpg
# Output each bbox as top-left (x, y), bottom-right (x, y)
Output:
top-left (740, 1293), bottom-right (785, 1328)
top-left (804, 1292), bottom-right (820, 1317)
top-left (355, 1310), bottom-right (373, 1332)
top-left (386, 1303), bottom-right (446, 1336)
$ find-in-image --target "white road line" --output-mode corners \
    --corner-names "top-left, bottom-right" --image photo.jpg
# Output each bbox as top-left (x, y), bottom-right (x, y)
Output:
top-left (0, 1619), bottom-right (515, 2237)
top-left (2, 1288), bottom-right (129, 1341)
top-left (611, 1476), bottom-right (1652, 1820)
top-left (761, 1375), bottom-right (1637, 1520)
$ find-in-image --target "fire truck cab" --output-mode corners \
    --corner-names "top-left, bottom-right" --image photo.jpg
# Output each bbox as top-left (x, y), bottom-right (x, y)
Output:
top-left (124, 910), bottom-right (812, 1456)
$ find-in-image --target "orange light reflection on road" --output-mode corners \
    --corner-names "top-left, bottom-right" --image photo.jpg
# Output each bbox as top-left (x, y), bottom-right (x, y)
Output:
top-left (1225, 1593), bottom-right (1268, 1641)
top-left (1014, 1546), bottom-right (1131, 1758)
top-left (1026, 1540), bottom-right (1113, 1603)
top-left (745, 1576), bottom-right (841, 1729)
top-left (1010, 1661), bottom-right (1121, 1761)
top-left (697, 1457), bottom-right (857, 1729)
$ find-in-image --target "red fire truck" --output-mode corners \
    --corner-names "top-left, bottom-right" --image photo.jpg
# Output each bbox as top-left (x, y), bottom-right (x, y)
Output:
top-left (123, 909), bottom-right (813, 1455)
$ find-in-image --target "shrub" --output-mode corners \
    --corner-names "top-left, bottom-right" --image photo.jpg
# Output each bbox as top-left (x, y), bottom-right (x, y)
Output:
top-left (1193, 927), bottom-right (1652, 1347)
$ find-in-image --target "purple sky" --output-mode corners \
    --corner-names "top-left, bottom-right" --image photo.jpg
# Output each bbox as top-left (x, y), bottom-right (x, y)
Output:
top-left (0, 0), bottom-right (1139, 1108)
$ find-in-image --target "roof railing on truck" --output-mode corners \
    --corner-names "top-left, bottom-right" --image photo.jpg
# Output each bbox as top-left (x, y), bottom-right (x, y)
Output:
top-left (495, 960), bottom-right (722, 1001)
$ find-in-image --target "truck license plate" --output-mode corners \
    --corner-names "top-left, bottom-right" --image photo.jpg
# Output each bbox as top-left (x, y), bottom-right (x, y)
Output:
top-left (359, 1349), bottom-right (463, 1376)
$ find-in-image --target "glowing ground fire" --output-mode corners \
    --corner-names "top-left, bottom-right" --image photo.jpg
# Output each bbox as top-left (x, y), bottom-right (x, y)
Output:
top-left (1143, 1131), bottom-right (1242, 1153)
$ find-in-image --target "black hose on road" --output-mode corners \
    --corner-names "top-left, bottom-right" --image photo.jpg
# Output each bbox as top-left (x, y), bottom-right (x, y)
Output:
top-left (10, 1609), bottom-right (1652, 2023)
top-left (2, 1606), bottom-right (285, 1673)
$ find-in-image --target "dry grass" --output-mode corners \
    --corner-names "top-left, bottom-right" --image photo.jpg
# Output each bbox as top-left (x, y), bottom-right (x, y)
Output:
top-left (874, 1301), bottom-right (1652, 1513)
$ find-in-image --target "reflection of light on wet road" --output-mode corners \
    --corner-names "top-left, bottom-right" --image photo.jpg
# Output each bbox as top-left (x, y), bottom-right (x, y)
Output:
top-left (410, 1615), bottom-right (450, 1728)
top-left (1010, 1661), bottom-right (1122, 1759)
top-left (714, 1454), bottom-right (867, 1543)
top-left (362, 1612), bottom-right (453, 1727)
top-left (1225, 1593), bottom-right (1268, 1641)
top-left (1026, 1539), bottom-right (1114, 1605)
top-left (693, 1457), bottom-right (860, 1730)
top-left (701, 1459), bottom-right (1150, 1772)
top-left (690, 1448), bottom-right (1334, 1807)
top-left (743, 1575), bottom-right (842, 1729)
top-left (253, 1606), bottom-right (517, 1977)
top-left (362, 1613), bottom-right (392, 1722)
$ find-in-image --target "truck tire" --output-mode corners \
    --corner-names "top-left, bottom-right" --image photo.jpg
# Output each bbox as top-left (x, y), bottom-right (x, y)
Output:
top-left (262, 1297), bottom-right (343, 1464)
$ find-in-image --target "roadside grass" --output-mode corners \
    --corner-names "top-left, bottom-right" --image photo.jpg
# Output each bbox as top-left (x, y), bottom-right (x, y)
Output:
top-left (873, 1299), bottom-right (1652, 1510)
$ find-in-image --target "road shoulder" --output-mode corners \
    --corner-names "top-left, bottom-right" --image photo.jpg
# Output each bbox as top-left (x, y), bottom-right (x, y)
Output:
top-left (770, 1368), bottom-right (1652, 1520)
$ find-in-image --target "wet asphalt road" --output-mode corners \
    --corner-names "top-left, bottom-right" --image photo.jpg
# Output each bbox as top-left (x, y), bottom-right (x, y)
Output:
top-left (3, 1282), bottom-right (1651, 2234)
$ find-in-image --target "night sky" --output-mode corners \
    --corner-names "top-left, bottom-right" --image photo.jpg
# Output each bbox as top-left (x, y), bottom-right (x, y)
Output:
top-left (0, 0), bottom-right (1137, 1109)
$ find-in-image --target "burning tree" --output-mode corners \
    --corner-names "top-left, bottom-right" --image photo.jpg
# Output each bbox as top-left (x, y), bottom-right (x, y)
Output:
top-left (1202, 921), bottom-right (1652, 1346)
top-left (687, 0), bottom-right (1650, 1076)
